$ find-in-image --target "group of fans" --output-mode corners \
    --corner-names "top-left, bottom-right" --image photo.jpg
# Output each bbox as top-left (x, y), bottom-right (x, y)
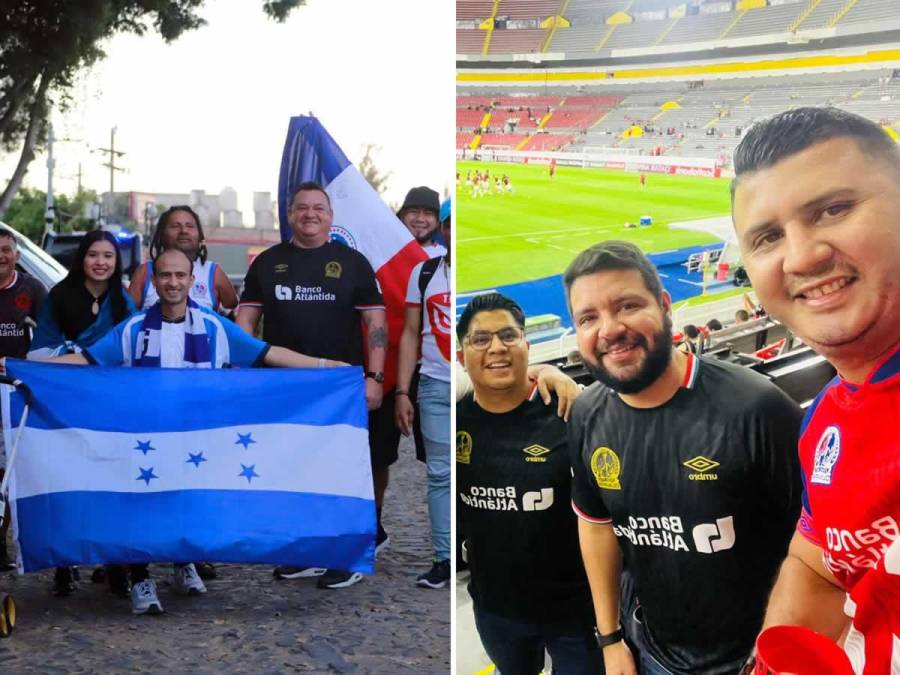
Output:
top-left (457, 107), bottom-right (898, 674)
top-left (0, 181), bottom-right (452, 616)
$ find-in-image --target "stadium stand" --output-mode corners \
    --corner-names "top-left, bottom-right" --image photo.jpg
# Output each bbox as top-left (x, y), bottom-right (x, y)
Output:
top-left (456, 0), bottom-right (900, 58)
top-left (455, 0), bottom-right (893, 426)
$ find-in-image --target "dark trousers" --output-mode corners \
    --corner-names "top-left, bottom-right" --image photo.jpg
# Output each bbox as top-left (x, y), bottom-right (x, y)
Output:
top-left (473, 605), bottom-right (603, 675)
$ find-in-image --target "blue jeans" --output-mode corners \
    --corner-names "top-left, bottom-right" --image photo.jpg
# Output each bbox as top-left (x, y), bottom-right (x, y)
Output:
top-left (473, 605), bottom-right (604, 675)
top-left (639, 650), bottom-right (674, 675)
top-left (417, 375), bottom-right (450, 561)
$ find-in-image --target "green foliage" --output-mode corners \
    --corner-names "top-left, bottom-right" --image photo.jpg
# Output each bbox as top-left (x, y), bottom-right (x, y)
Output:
top-left (456, 162), bottom-right (730, 291)
top-left (0, 1), bottom-right (306, 203)
top-left (3, 187), bottom-right (101, 243)
top-left (358, 144), bottom-right (392, 195)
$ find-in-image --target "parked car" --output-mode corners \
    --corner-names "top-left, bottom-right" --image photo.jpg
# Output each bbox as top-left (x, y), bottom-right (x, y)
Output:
top-left (41, 226), bottom-right (142, 278)
top-left (0, 222), bottom-right (66, 291)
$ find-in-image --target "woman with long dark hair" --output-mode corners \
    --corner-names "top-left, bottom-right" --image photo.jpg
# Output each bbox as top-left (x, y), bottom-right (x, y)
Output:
top-left (28, 230), bottom-right (137, 597)
top-left (29, 230), bottom-right (136, 360)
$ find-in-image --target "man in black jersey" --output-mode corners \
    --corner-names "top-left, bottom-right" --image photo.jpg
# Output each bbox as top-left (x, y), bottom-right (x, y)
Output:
top-left (456, 292), bottom-right (603, 675)
top-left (237, 181), bottom-right (388, 590)
top-left (565, 241), bottom-right (802, 675)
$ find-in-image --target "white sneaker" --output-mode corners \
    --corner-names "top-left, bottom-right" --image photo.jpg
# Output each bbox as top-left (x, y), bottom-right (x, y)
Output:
top-left (172, 563), bottom-right (207, 596)
top-left (131, 579), bottom-right (163, 615)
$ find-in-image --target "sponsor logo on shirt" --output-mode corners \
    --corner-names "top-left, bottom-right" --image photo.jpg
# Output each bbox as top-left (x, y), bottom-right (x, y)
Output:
top-left (590, 447), bottom-right (622, 490)
top-left (614, 515), bottom-right (689, 551)
top-left (523, 488), bottom-right (553, 511)
top-left (612, 514), bottom-right (736, 554)
top-left (274, 264), bottom-right (289, 274)
top-left (14, 293), bottom-right (31, 311)
top-left (325, 261), bottom-right (342, 279)
top-left (274, 285), bottom-right (336, 302)
top-left (0, 322), bottom-right (25, 337)
top-left (456, 431), bottom-right (472, 464)
top-left (458, 485), bottom-right (554, 512)
top-left (811, 426), bottom-right (841, 485)
top-left (683, 455), bottom-right (720, 481)
top-left (823, 516), bottom-right (898, 577)
top-left (329, 226), bottom-right (357, 250)
top-left (194, 281), bottom-right (208, 296)
top-left (692, 516), bottom-right (736, 553)
top-left (427, 292), bottom-right (452, 362)
top-left (523, 444), bottom-right (550, 463)
top-left (460, 486), bottom-right (518, 511)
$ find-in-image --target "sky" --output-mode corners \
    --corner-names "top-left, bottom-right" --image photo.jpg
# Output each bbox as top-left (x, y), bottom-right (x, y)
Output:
top-left (4, 0), bottom-right (454, 219)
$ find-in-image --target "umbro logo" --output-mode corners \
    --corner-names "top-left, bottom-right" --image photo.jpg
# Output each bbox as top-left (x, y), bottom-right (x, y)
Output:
top-left (683, 455), bottom-right (719, 481)
top-left (523, 444), bottom-right (550, 463)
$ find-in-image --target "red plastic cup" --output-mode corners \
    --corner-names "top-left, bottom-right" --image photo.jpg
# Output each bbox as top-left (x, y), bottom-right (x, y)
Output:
top-left (755, 625), bottom-right (854, 675)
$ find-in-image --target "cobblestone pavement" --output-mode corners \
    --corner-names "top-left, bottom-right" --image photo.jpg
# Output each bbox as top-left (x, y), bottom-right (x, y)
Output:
top-left (0, 442), bottom-right (450, 673)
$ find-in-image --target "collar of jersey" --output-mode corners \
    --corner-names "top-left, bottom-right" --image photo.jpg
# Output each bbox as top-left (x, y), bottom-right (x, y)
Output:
top-left (0, 271), bottom-right (18, 291)
top-left (840, 344), bottom-right (900, 392)
top-left (680, 352), bottom-right (699, 389)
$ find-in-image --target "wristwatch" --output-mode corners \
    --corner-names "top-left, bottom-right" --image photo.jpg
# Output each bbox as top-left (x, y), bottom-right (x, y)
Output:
top-left (365, 371), bottom-right (384, 383)
top-left (593, 626), bottom-right (624, 649)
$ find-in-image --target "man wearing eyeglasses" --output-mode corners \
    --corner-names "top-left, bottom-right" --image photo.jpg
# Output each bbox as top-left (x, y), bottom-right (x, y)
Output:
top-left (456, 292), bottom-right (603, 675)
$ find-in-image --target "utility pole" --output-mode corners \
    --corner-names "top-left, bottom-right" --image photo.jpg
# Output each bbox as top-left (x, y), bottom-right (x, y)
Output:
top-left (96, 125), bottom-right (126, 223)
top-left (45, 123), bottom-right (55, 234)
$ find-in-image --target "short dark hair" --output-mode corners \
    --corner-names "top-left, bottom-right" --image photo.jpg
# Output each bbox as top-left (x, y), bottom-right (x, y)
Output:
top-left (564, 240), bottom-right (665, 308)
top-left (683, 324), bottom-right (700, 339)
top-left (735, 309), bottom-right (750, 322)
top-left (731, 107), bottom-right (900, 200)
top-left (289, 181), bottom-right (331, 210)
top-left (149, 205), bottom-right (207, 264)
top-left (706, 318), bottom-right (723, 331)
top-left (456, 292), bottom-right (526, 343)
top-left (0, 230), bottom-right (17, 245)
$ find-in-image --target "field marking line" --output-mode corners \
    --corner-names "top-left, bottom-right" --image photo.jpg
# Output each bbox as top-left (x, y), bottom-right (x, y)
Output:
top-left (459, 225), bottom-right (614, 243)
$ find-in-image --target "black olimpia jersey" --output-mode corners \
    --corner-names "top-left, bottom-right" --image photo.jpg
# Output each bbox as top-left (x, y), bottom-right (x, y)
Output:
top-left (570, 354), bottom-right (802, 675)
top-left (240, 241), bottom-right (383, 365)
top-left (457, 389), bottom-right (594, 624)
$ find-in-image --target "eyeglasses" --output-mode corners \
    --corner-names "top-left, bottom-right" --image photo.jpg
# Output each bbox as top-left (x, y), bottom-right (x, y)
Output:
top-left (464, 327), bottom-right (525, 350)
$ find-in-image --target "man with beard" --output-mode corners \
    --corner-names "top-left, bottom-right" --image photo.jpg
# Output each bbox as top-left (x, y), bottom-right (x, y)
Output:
top-left (731, 107), bottom-right (900, 673)
top-left (129, 205), bottom-right (238, 313)
top-left (398, 187), bottom-right (446, 258)
top-left (565, 241), bottom-right (802, 675)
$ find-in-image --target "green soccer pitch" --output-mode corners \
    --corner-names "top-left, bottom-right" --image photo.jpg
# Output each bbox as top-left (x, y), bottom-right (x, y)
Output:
top-left (457, 161), bottom-right (734, 292)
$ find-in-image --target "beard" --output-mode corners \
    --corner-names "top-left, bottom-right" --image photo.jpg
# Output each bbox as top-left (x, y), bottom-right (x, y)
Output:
top-left (583, 315), bottom-right (674, 395)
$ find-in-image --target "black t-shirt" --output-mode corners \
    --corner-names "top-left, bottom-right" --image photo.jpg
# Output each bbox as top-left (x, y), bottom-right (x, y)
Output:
top-left (48, 283), bottom-right (108, 341)
top-left (0, 272), bottom-right (46, 358)
top-left (570, 354), bottom-right (802, 674)
top-left (457, 389), bottom-right (594, 625)
top-left (240, 241), bottom-right (383, 365)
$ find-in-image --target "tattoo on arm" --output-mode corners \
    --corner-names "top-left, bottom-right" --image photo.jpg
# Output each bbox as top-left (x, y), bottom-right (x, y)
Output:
top-left (368, 326), bottom-right (388, 349)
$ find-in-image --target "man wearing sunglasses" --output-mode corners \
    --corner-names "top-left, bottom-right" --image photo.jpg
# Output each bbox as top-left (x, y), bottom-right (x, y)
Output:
top-left (456, 292), bottom-right (603, 675)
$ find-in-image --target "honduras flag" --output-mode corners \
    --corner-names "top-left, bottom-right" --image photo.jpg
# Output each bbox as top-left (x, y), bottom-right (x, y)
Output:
top-left (1, 360), bottom-right (375, 574)
top-left (278, 117), bottom-right (429, 392)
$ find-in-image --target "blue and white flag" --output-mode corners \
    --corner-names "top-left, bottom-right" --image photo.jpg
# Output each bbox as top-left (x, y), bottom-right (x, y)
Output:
top-left (1, 360), bottom-right (375, 574)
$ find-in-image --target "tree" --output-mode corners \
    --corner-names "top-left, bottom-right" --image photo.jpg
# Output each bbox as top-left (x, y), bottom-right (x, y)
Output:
top-left (358, 143), bottom-right (392, 196)
top-left (0, 1), bottom-right (305, 219)
top-left (3, 187), bottom-right (101, 243)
